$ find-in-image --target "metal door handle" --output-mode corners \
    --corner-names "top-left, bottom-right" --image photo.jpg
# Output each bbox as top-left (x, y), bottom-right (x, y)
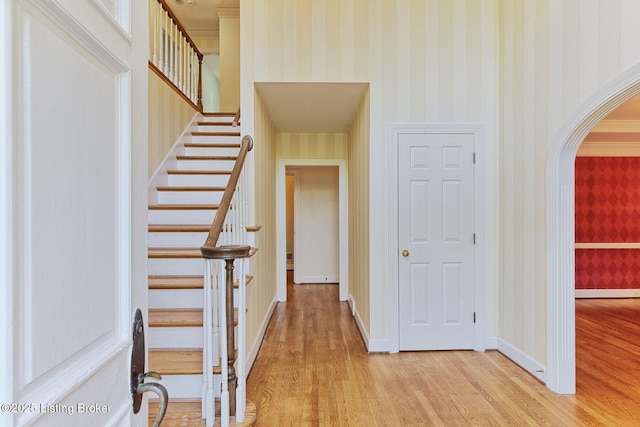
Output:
top-left (131, 309), bottom-right (169, 427)
top-left (402, 249), bottom-right (409, 257)
top-left (136, 376), bottom-right (168, 427)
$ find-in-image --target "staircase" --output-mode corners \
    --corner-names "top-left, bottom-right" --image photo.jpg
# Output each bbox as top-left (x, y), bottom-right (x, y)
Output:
top-left (147, 112), bottom-right (257, 426)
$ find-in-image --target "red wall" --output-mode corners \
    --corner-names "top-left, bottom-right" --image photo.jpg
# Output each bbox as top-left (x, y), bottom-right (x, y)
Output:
top-left (575, 157), bottom-right (640, 289)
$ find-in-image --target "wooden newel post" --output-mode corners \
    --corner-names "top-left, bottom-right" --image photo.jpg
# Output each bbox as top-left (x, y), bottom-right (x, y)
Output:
top-left (200, 244), bottom-right (251, 418)
top-left (197, 54), bottom-right (203, 111)
top-left (223, 257), bottom-right (237, 415)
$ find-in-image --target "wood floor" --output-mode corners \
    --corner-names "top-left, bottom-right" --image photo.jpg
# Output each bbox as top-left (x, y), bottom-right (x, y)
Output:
top-left (154, 278), bottom-right (640, 426)
top-left (246, 281), bottom-right (640, 426)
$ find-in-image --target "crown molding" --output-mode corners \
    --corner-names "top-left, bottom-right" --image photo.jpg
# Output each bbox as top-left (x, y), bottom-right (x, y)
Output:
top-left (189, 28), bottom-right (219, 39)
top-left (216, 7), bottom-right (239, 18)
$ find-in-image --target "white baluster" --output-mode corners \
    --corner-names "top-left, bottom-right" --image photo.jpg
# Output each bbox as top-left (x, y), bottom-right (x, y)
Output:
top-left (235, 258), bottom-right (247, 421)
top-left (154, 1), bottom-right (159, 66)
top-left (163, 12), bottom-right (168, 75)
top-left (219, 259), bottom-right (229, 427)
top-left (183, 38), bottom-right (188, 93)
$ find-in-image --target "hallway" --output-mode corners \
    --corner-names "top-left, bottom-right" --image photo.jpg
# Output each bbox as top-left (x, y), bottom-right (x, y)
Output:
top-left (246, 279), bottom-right (640, 426)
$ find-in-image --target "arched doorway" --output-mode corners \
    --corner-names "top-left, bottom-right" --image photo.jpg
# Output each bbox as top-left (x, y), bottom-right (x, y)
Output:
top-left (547, 62), bottom-right (640, 394)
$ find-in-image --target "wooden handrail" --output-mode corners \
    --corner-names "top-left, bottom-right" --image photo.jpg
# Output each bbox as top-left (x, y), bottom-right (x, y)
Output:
top-left (232, 108), bottom-right (241, 127)
top-left (157, 0), bottom-right (204, 60)
top-left (201, 135), bottom-right (254, 254)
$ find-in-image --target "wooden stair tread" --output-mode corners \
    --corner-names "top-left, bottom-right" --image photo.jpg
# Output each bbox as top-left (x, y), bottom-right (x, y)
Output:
top-left (147, 275), bottom-right (253, 289)
top-left (191, 131), bottom-right (240, 137)
top-left (148, 349), bottom-right (217, 375)
top-left (246, 225), bottom-right (262, 232)
top-left (167, 169), bottom-right (231, 175)
top-left (156, 185), bottom-right (225, 192)
top-left (202, 112), bottom-right (235, 117)
top-left (149, 341), bottom-right (238, 375)
top-left (149, 224), bottom-right (210, 232)
top-left (184, 142), bottom-right (240, 148)
top-left (148, 204), bottom-right (219, 210)
top-left (148, 400), bottom-right (257, 427)
top-left (149, 308), bottom-right (202, 327)
top-left (176, 155), bottom-right (237, 161)
top-left (196, 122), bottom-right (236, 126)
top-left (148, 275), bottom-right (203, 289)
top-left (148, 247), bottom-right (202, 258)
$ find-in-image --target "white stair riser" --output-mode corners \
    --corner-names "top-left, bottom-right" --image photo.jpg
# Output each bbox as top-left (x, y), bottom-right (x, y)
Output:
top-left (148, 258), bottom-right (205, 275)
top-left (200, 115), bottom-right (234, 124)
top-left (148, 231), bottom-right (210, 247)
top-left (187, 135), bottom-right (240, 144)
top-left (148, 326), bottom-right (203, 348)
top-left (194, 124), bottom-right (237, 132)
top-left (148, 209), bottom-right (217, 224)
top-left (184, 146), bottom-right (240, 156)
top-left (156, 375), bottom-right (221, 400)
top-left (149, 289), bottom-right (203, 309)
top-left (177, 159), bottom-right (236, 170)
top-left (167, 174), bottom-right (231, 187)
top-left (157, 191), bottom-right (224, 205)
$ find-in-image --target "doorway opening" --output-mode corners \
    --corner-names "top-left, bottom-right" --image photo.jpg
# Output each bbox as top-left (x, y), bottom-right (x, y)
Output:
top-left (547, 63), bottom-right (640, 394)
top-left (276, 159), bottom-right (348, 302)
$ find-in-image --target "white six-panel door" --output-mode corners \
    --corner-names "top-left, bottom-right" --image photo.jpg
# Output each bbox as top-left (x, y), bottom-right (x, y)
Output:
top-left (398, 132), bottom-right (475, 350)
top-left (1, 0), bottom-right (147, 426)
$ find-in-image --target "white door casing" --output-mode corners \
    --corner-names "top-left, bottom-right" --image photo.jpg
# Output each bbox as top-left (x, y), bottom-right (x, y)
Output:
top-left (397, 132), bottom-right (475, 350)
top-left (277, 159), bottom-right (348, 302)
top-left (2, 0), bottom-right (148, 425)
top-left (388, 124), bottom-right (486, 353)
top-left (293, 166), bottom-right (340, 285)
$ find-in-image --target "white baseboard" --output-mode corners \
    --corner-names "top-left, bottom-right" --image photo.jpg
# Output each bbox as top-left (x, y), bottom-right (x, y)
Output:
top-left (496, 338), bottom-right (547, 384)
top-left (484, 337), bottom-right (498, 349)
top-left (245, 296), bottom-right (278, 375)
top-left (348, 294), bottom-right (389, 352)
top-left (576, 289), bottom-right (640, 298)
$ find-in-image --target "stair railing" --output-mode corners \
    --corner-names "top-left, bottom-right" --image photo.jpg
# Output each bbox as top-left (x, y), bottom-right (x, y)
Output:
top-left (200, 134), bottom-right (253, 427)
top-left (148, 0), bottom-right (203, 110)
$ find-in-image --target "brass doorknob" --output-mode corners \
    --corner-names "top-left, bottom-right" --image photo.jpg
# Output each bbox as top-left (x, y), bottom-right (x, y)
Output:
top-left (402, 249), bottom-right (409, 257)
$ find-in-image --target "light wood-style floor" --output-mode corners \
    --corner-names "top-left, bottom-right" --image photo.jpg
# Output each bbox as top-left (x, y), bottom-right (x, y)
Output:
top-left (153, 278), bottom-right (640, 426)
top-left (245, 277), bottom-right (640, 426)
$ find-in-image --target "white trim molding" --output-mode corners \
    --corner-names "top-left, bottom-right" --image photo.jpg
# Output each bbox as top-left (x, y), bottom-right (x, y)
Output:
top-left (276, 159), bottom-right (348, 302)
top-left (576, 289), bottom-right (640, 298)
top-left (387, 123), bottom-right (490, 354)
top-left (246, 297), bottom-right (278, 376)
top-left (547, 61), bottom-right (640, 394)
top-left (497, 338), bottom-right (547, 384)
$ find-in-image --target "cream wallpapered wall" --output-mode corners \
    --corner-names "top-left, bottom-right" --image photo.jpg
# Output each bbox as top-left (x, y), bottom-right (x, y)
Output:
top-left (348, 90), bottom-right (370, 336)
top-left (499, 0), bottom-right (640, 364)
top-left (241, 0), bottom-right (498, 348)
top-left (148, 69), bottom-right (198, 177)
top-left (246, 90), bottom-right (277, 352)
top-left (276, 133), bottom-right (348, 159)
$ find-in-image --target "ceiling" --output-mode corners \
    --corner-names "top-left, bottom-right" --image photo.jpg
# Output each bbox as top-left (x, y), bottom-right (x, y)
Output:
top-left (255, 83), bottom-right (370, 133)
top-left (166, 0), bottom-right (237, 39)
top-left (165, 1), bottom-right (640, 136)
top-left (604, 93), bottom-right (640, 120)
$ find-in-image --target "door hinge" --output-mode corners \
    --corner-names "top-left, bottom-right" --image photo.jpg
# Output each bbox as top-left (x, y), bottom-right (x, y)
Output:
top-left (473, 152), bottom-right (476, 164)
top-left (473, 312), bottom-right (476, 323)
top-left (473, 233), bottom-right (476, 244)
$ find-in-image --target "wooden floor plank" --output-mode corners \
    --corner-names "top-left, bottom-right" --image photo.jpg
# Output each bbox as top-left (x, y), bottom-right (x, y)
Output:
top-left (152, 279), bottom-right (640, 426)
top-left (245, 279), bottom-right (640, 426)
